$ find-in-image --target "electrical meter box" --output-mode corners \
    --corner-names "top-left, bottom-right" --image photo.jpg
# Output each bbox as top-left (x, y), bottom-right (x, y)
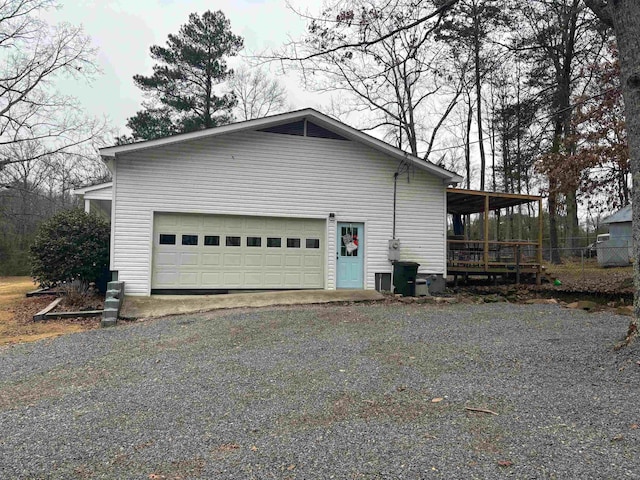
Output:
top-left (388, 239), bottom-right (401, 261)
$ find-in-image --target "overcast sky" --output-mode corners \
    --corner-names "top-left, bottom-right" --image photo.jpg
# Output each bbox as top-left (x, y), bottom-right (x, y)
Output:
top-left (45, 0), bottom-right (324, 136)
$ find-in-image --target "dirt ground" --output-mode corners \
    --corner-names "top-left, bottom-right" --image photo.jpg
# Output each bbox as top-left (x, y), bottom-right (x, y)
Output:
top-left (541, 258), bottom-right (633, 295)
top-left (0, 277), bottom-right (101, 346)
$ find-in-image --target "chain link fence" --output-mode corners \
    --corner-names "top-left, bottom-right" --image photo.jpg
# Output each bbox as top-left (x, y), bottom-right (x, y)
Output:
top-left (540, 238), bottom-right (633, 291)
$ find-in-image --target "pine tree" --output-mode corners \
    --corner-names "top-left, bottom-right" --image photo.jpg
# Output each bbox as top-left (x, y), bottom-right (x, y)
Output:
top-left (126, 10), bottom-right (243, 140)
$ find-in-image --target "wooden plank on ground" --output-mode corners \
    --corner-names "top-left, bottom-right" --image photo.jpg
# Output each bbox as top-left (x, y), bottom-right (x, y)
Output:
top-left (42, 310), bottom-right (103, 320)
top-left (26, 288), bottom-right (59, 298)
top-left (33, 297), bottom-right (63, 321)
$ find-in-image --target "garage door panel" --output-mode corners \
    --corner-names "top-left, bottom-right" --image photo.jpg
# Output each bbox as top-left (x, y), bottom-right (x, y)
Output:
top-left (264, 273), bottom-right (283, 287)
top-left (223, 272), bottom-right (242, 286)
top-left (265, 255), bottom-right (283, 266)
top-left (304, 272), bottom-right (322, 285)
top-left (180, 216), bottom-right (202, 228)
top-left (224, 217), bottom-right (243, 230)
top-left (202, 217), bottom-right (223, 228)
top-left (284, 272), bottom-right (302, 285)
top-left (155, 271), bottom-right (178, 285)
top-left (244, 272), bottom-right (263, 286)
top-left (202, 253), bottom-right (221, 266)
top-left (245, 217), bottom-right (266, 230)
top-left (156, 252), bottom-right (178, 266)
top-left (156, 215), bottom-right (179, 227)
top-left (285, 255), bottom-right (302, 267)
top-left (223, 253), bottom-right (242, 266)
top-left (180, 253), bottom-right (199, 266)
top-left (153, 213), bottom-right (325, 289)
top-left (304, 256), bottom-right (322, 268)
top-left (245, 254), bottom-right (263, 267)
top-left (201, 272), bottom-right (221, 284)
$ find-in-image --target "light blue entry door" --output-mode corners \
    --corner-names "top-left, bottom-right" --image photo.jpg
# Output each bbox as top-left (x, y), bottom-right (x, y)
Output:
top-left (336, 222), bottom-right (364, 289)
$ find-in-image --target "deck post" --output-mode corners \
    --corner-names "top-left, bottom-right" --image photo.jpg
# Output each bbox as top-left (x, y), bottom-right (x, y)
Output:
top-left (537, 198), bottom-right (543, 285)
top-left (484, 193), bottom-right (489, 271)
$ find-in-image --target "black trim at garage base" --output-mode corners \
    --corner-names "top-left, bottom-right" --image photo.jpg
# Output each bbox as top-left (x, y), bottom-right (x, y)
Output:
top-left (151, 288), bottom-right (306, 295)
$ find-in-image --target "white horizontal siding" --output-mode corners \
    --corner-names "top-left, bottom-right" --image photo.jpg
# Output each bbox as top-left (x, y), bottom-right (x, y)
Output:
top-left (113, 130), bottom-right (447, 295)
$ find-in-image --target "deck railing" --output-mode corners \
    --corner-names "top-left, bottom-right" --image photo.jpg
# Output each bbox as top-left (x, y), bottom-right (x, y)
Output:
top-left (447, 239), bottom-right (542, 271)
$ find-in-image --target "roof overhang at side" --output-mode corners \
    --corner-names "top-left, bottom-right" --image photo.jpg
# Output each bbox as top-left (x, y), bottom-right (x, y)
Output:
top-left (100, 109), bottom-right (463, 185)
top-left (447, 188), bottom-right (542, 215)
top-left (72, 182), bottom-right (113, 201)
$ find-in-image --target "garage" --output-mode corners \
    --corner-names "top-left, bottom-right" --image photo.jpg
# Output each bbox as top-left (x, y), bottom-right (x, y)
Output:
top-left (152, 213), bottom-right (325, 290)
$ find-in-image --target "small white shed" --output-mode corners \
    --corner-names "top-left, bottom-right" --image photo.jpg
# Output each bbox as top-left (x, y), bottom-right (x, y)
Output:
top-left (77, 109), bottom-right (462, 296)
top-left (600, 204), bottom-right (632, 266)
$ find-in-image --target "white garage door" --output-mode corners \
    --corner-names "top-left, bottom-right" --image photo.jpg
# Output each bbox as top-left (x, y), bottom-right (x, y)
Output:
top-left (152, 213), bottom-right (325, 290)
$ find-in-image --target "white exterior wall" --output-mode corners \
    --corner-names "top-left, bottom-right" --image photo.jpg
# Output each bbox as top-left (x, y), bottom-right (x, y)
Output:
top-left (112, 130), bottom-right (447, 295)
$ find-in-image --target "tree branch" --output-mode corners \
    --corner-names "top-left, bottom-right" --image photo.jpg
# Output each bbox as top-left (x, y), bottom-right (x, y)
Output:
top-left (583, 0), bottom-right (613, 28)
top-left (271, 0), bottom-right (459, 62)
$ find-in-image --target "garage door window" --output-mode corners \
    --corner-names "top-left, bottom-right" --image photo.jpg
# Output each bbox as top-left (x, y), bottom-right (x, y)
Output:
top-left (226, 236), bottom-right (241, 247)
top-left (287, 238), bottom-right (301, 248)
top-left (204, 235), bottom-right (220, 246)
top-left (247, 236), bottom-right (262, 247)
top-left (182, 235), bottom-right (198, 246)
top-left (267, 237), bottom-right (281, 248)
top-left (306, 238), bottom-right (320, 249)
top-left (159, 234), bottom-right (176, 245)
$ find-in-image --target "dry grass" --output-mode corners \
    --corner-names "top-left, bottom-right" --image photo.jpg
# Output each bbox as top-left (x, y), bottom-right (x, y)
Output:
top-left (0, 276), bottom-right (97, 346)
top-left (541, 258), bottom-right (633, 295)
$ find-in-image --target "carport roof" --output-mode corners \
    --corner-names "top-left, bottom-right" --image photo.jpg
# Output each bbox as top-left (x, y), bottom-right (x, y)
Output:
top-left (447, 188), bottom-right (542, 215)
top-left (602, 204), bottom-right (631, 224)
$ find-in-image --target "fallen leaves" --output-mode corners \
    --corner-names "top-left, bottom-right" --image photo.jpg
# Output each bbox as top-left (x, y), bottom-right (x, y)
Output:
top-left (431, 397), bottom-right (444, 403)
top-left (497, 460), bottom-right (513, 467)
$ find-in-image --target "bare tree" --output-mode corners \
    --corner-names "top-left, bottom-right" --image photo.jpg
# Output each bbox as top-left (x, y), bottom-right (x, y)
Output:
top-left (0, 0), bottom-right (107, 170)
top-left (229, 66), bottom-right (288, 121)
top-left (277, 0), bottom-right (464, 158)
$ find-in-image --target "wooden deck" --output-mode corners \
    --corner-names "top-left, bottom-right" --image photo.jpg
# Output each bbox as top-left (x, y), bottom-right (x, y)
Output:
top-left (447, 240), bottom-right (542, 284)
top-left (446, 189), bottom-right (544, 285)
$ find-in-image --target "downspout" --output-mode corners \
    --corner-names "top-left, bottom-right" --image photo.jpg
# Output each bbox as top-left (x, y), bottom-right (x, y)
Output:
top-left (393, 171), bottom-right (399, 239)
top-left (391, 170), bottom-right (400, 294)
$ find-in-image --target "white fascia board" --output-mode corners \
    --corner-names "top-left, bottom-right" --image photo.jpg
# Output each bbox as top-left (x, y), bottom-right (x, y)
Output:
top-left (71, 181), bottom-right (113, 196)
top-left (100, 109), bottom-right (316, 158)
top-left (100, 108), bottom-right (463, 183)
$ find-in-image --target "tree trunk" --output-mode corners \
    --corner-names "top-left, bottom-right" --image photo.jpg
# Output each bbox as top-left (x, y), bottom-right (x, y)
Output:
top-left (584, 0), bottom-right (639, 343)
top-left (473, 1), bottom-right (486, 192)
top-left (465, 94), bottom-right (473, 190)
top-left (565, 190), bottom-right (580, 252)
top-left (609, 1), bottom-right (640, 343)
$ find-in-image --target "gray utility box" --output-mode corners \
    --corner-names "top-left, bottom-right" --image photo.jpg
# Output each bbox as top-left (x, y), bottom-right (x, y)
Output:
top-left (388, 239), bottom-right (401, 261)
top-left (415, 278), bottom-right (430, 296)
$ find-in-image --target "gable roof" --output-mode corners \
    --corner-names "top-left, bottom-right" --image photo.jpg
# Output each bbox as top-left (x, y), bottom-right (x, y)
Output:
top-left (602, 204), bottom-right (631, 224)
top-left (101, 108), bottom-right (462, 185)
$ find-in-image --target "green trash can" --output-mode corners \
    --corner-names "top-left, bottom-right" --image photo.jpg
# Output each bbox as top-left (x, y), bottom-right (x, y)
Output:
top-left (393, 261), bottom-right (420, 296)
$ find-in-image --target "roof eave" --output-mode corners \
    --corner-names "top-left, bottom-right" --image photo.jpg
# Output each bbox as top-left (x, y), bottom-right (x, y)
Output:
top-left (100, 109), bottom-right (319, 159)
top-left (71, 181), bottom-right (113, 196)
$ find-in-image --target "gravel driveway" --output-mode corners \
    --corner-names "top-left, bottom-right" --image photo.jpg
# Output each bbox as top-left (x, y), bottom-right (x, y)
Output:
top-left (1, 302), bottom-right (638, 479)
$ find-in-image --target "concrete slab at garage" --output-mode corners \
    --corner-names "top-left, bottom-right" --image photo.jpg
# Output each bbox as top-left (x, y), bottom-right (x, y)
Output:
top-left (120, 289), bottom-right (384, 319)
